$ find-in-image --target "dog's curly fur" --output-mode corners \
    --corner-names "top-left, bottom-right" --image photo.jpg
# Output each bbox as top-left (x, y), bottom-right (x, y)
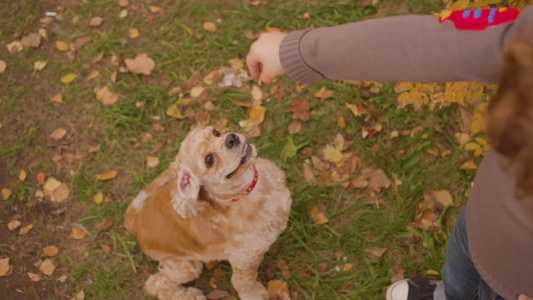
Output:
top-left (485, 38), bottom-right (533, 198)
top-left (125, 124), bottom-right (292, 300)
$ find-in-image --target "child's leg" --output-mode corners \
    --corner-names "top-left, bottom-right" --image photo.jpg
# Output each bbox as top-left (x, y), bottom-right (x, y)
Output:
top-left (442, 210), bottom-right (480, 300)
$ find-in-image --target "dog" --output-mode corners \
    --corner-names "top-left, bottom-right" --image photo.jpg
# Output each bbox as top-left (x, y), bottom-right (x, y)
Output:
top-left (125, 124), bottom-right (292, 300)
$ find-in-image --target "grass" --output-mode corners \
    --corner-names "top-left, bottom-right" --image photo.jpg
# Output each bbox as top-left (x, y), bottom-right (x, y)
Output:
top-left (0, 0), bottom-right (488, 299)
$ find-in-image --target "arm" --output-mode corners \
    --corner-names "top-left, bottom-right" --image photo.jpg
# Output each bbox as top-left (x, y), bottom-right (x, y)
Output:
top-left (248, 6), bottom-right (533, 84)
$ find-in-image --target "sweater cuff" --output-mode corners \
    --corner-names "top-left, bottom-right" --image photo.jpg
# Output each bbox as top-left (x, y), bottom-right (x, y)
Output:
top-left (280, 29), bottom-right (325, 83)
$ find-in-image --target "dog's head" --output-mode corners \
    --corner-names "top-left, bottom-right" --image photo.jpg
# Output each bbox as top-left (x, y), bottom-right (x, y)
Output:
top-left (170, 124), bottom-right (258, 218)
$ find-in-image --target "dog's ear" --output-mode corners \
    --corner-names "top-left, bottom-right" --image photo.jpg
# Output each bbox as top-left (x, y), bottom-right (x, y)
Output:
top-left (171, 164), bottom-right (206, 218)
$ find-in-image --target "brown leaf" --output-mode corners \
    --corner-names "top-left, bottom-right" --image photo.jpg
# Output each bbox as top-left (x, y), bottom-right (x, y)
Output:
top-left (203, 22), bottom-right (217, 33)
top-left (206, 289), bottom-right (230, 299)
top-left (414, 210), bottom-right (438, 232)
top-left (51, 183), bottom-right (69, 203)
top-left (290, 99), bottom-right (310, 121)
top-left (267, 280), bottom-right (290, 298)
top-left (277, 257), bottom-right (291, 279)
top-left (19, 224), bottom-right (33, 235)
top-left (89, 17), bottom-right (105, 27)
top-left (71, 227), bottom-right (87, 240)
top-left (50, 94), bottom-right (62, 103)
top-left (55, 41), bottom-right (69, 51)
top-left (99, 244), bottom-right (112, 253)
top-left (313, 86), bottom-right (334, 100)
top-left (242, 30), bottom-right (257, 39)
top-left (368, 169), bottom-right (391, 192)
top-left (21, 33), bottom-right (41, 48)
top-left (96, 86), bottom-right (119, 106)
top-left (146, 156), bottom-right (160, 168)
top-left (303, 163), bottom-right (315, 184)
top-left (249, 106), bottom-right (266, 125)
top-left (49, 127), bottom-right (67, 140)
top-left (95, 219), bottom-right (113, 231)
top-left (98, 170), bottom-right (117, 181)
top-left (287, 121), bottom-right (302, 135)
top-left (363, 247), bottom-right (387, 262)
top-left (118, 0), bottom-right (129, 7)
top-left (73, 36), bottom-right (91, 51)
top-left (27, 272), bottom-right (41, 282)
top-left (310, 205), bottom-right (328, 225)
top-left (125, 53), bottom-right (155, 75)
top-left (149, 5), bottom-right (162, 13)
top-left (43, 246), bottom-right (59, 257)
top-left (0, 60), bottom-right (6, 74)
top-left (1, 188), bottom-right (12, 200)
top-left (7, 41), bottom-right (23, 53)
top-left (351, 175), bottom-right (368, 189)
top-left (0, 258), bottom-right (10, 277)
top-left (7, 220), bottom-right (21, 231)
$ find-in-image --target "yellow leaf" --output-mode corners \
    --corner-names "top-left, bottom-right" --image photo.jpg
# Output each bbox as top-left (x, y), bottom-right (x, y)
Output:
top-left (71, 227), bottom-right (87, 240)
top-left (180, 23), bottom-right (192, 34)
top-left (1, 188), bottom-right (12, 200)
top-left (322, 144), bottom-right (343, 163)
top-left (149, 5), bottom-right (161, 13)
top-left (166, 103), bottom-right (185, 119)
top-left (50, 94), bottom-right (63, 103)
top-left (455, 132), bottom-right (470, 145)
top-left (60, 73), bottom-right (78, 84)
top-left (98, 170), bottom-right (117, 181)
top-left (39, 259), bottom-right (55, 276)
top-left (464, 142), bottom-right (481, 151)
top-left (426, 269), bottom-right (440, 276)
top-left (346, 103), bottom-right (359, 117)
top-left (86, 70), bottom-right (99, 81)
top-left (203, 21), bottom-right (217, 33)
top-left (55, 40), bottom-right (69, 51)
top-left (334, 133), bottom-right (345, 151)
top-left (267, 280), bottom-right (290, 298)
top-left (451, 0), bottom-right (470, 10)
top-left (43, 177), bottom-right (62, 192)
top-left (146, 156), bottom-right (160, 168)
top-left (310, 206), bottom-right (329, 224)
top-left (338, 116), bottom-right (346, 129)
top-left (33, 60), bottom-right (48, 71)
top-left (251, 84), bottom-right (263, 101)
top-left (460, 160), bottom-right (478, 170)
top-left (19, 170), bottom-right (27, 182)
top-left (394, 82), bottom-right (413, 93)
top-left (19, 224), bottom-right (33, 235)
top-left (314, 86), bottom-right (335, 99)
top-left (433, 190), bottom-right (454, 206)
top-left (249, 106), bottom-right (266, 124)
top-left (128, 28), bottom-right (139, 38)
top-left (94, 191), bottom-right (104, 204)
top-left (341, 263), bottom-right (353, 271)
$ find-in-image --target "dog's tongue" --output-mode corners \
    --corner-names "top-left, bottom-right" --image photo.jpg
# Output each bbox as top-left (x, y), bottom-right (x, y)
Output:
top-left (241, 143), bottom-right (248, 157)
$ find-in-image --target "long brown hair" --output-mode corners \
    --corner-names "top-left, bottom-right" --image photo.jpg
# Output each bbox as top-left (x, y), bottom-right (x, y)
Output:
top-left (485, 38), bottom-right (533, 197)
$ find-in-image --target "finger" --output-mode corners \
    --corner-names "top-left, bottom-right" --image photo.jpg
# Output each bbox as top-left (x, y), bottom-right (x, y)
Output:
top-left (246, 53), bottom-right (261, 80)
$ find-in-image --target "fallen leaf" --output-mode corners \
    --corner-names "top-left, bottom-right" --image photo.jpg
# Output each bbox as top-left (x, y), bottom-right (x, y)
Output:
top-left (7, 41), bottom-right (23, 53)
top-left (125, 53), bottom-right (155, 75)
top-left (287, 121), bottom-right (302, 135)
top-left (369, 169), bottom-right (391, 192)
top-left (190, 85), bottom-right (206, 98)
top-left (27, 272), bottom-right (41, 282)
top-left (55, 41), bottom-right (69, 51)
top-left (86, 70), bottom-right (99, 81)
top-left (39, 259), bottom-right (55, 276)
top-left (346, 103), bottom-right (359, 117)
top-left (267, 279), bottom-right (290, 298)
top-left (0, 258), bottom-right (9, 277)
top-left (249, 106), bottom-right (266, 124)
top-left (1, 188), bottom-right (12, 200)
top-left (206, 290), bottom-right (230, 299)
top-left (98, 170), bottom-right (117, 181)
top-left (166, 103), bottom-right (185, 119)
top-left (118, 0), bottom-right (129, 7)
top-left (149, 5), bottom-right (162, 13)
top-left (203, 21), bottom-right (217, 32)
top-left (73, 36), bottom-right (91, 50)
top-left (364, 247), bottom-right (387, 262)
top-left (310, 205), bottom-right (329, 225)
top-left (460, 160), bottom-right (478, 170)
top-left (242, 30), bottom-right (257, 39)
top-left (8, 220), bottom-right (21, 231)
top-left (281, 137), bottom-right (297, 161)
top-left (146, 156), bottom-right (160, 168)
top-left (21, 33), bottom-right (41, 48)
top-left (51, 184), bottom-right (69, 203)
top-left (71, 227), bottom-right (87, 239)
top-left (74, 290), bottom-right (85, 300)
top-left (351, 175), bottom-right (368, 189)
top-left (43, 177), bottom-right (62, 193)
top-left (89, 16), bottom-right (105, 27)
top-left (0, 60), bottom-right (6, 73)
top-left (96, 86), bottom-right (119, 106)
top-left (95, 219), bottom-right (113, 231)
top-left (128, 28), bottom-right (139, 38)
top-left (322, 144), bottom-right (343, 163)
top-left (314, 86), bottom-right (334, 100)
top-left (38, 28), bottom-right (47, 39)
top-left (426, 269), bottom-right (440, 276)
top-left (94, 191), bottom-right (104, 204)
top-left (277, 257), bottom-right (291, 279)
top-left (251, 84), bottom-right (263, 101)
top-left (19, 224), bottom-right (33, 235)
top-left (414, 210), bottom-right (438, 232)
top-left (43, 246), bottom-right (59, 257)
top-left (49, 127), bottom-right (67, 140)
top-left (33, 60), bottom-right (48, 71)
top-left (341, 263), bottom-right (353, 271)
top-left (60, 73), bottom-right (78, 84)
top-left (290, 98), bottom-right (310, 121)
top-left (36, 172), bottom-right (45, 184)
top-left (433, 190), bottom-right (454, 207)
top-left (119, 9), bottom-right (128, 18)
top-left (100, 244), bottom-right (112, 253)
top-left (334, 133), bottom-right (346, 151)
top-left (303, 163), bottom-right (315, 184)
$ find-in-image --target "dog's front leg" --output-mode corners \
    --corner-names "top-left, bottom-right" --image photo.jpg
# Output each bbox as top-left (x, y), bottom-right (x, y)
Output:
top-left (144, 258), bottom-right (206, 300)
top-left (229, 255), bottom-right (268, 300)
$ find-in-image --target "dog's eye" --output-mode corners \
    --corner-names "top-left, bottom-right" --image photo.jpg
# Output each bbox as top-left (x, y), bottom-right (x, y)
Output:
top-left (205, 154), bottom-right (214, 168)
top-left (213, 129), bottom-right (220, 137)
top-left (226, 173), bottom-right (233, 179)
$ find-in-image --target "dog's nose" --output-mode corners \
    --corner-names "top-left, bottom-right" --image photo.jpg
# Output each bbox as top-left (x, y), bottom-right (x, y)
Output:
top-left (225, 133), bottom-right (240, 149)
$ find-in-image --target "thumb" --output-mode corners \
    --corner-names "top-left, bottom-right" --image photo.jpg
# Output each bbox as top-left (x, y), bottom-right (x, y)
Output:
top-left (519, 294), bottom-right (533, 300)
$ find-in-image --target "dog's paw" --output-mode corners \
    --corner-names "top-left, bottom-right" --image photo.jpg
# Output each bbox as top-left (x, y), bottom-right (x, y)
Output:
top-left (239, 282), bottom-right (269, 300)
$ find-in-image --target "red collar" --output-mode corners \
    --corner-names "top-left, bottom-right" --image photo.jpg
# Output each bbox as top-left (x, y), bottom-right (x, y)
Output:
top-left (232, 164), bottom-right (258, 202)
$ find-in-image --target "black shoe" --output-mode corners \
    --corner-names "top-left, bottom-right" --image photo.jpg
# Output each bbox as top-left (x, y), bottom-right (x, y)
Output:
top-left (386, 278), bottom-right (441, 300)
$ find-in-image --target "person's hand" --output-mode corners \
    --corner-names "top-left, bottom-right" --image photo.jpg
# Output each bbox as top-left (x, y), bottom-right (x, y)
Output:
top-left (246, 31), bottom-right (287, 84)
top-left (519, 294), bottom-right (533, 300)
